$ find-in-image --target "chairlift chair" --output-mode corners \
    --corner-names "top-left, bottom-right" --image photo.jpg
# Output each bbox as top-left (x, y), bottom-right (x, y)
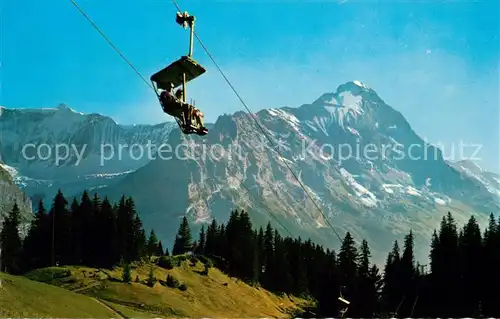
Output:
top-left (150, 11), bottom-right (207, 135)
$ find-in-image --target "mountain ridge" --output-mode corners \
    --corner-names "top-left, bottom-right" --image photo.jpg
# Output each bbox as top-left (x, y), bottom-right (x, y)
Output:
top-left (1, 80), bottom-right (497, 264)
top-left (94, 81), bottom-right (498, 263)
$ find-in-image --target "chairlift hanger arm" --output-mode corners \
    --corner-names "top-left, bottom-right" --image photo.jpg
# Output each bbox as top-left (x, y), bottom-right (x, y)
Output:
top-left (176, 11), bottom-right (195, 57)
top-left (173, 11), bottom-right (197, 102)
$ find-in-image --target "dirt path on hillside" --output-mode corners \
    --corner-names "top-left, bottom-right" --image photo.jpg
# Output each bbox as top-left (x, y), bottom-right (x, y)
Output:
top-left (71, 282), bottom-right (101, 293)
top-left (92, 297), bottom-right (127, 318)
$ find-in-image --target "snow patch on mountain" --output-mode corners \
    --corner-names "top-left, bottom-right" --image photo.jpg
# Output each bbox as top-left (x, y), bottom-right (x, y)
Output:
top-left (338, 92), bottom-right (364, 115)
top-left (306, 117), bottom-right (329, 136)
top-left (3, 82), bottom-right (498, 266)
top-left (267, 108), bottom-right (300, 131)
top-left (346, 126), bottom-right (360, 137)
top-left (0, 163), bottom-right (18, 179)
top-left (83, 171), bottom-right (134, 179)
top-left (382, 184), bottom-right (400, 194)
top-left (0, 163), bottom-right (42, 188)
top-left (305, 121), bottom-right (319, 132)
top-left (340, 168), bottom-right (378, 207)
top-left (0, 105), bottom-right (176, 202)
top-left (451, 160), bottom-right (500, 198)
top-left (425, 178), bottom-right (432, 187)
top-left (407, 186), bottom-right (422, 197)
top-left (322, 91), bottom-right (364, 128)
top-left (434, 197), bottom-right (447, 205)
top-left (353, 80), bottom-right (368, 89)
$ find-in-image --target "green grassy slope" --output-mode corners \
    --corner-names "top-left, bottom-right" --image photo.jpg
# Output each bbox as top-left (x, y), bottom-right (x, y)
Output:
top-left (0, 272), bottom-right (118, 317)
top-left (21, 256), bottom-right (312, 318)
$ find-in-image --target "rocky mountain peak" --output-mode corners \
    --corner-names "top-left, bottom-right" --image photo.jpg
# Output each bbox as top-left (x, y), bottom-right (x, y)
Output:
top-left (1, 82), bottom-right (498, 265)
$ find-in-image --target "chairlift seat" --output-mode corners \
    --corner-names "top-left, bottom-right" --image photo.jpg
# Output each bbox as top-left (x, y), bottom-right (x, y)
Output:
top-left (151, 55), bottom-right (206, 90)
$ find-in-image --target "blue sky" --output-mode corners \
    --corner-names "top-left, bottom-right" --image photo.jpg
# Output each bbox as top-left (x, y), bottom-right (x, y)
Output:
top-left (1, 0), bottom-right (498, 172)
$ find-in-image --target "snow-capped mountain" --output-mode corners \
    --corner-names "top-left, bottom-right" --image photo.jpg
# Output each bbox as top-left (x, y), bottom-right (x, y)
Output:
top-left (96, 80), bottom-right (497, 263)
top-left (0, 104), bottom-right (176, 202)
top-left (1, 82), bottom-right (497, 263)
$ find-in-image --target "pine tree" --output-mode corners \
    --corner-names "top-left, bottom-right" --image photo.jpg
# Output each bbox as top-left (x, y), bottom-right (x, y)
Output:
top-left (436, 213), bottom-right (460, 317)
top-left (382, 240), bottom-right (401, 315)
top-left (256, 227), bottom-right (265, 275)
top-left (147, 229), bottom-right (159, 256)
top-left (69, 197), bottom-right (82, 265)
top-left (458, 216), bottom-right (483, 316)
top-left (122, 262), bottom-right (131, 283)
top-left (429, 230), bottom-right (439, 274)
top-left (224, 210), bottom-right (257, 281)
top-left (338, 232), bottom-right (358, 303)
top-left (481, 213), bottom-right (499, 316)
top-left (369, 264), bottom-right (383, 315)
top-left (399, 231), bottom-right (417, 316)
top-left (262, 222), bottom-right (275, 290)
top-left (0, 203), bottom-right (23, 274)
top-left (172, 216), bottom-right (192, 255)
top-left (217, 223), bottom-right (226, 258)
top-left (147, 264), bottom-right (156, 287)
top-left (205, 219), bottom-right (218, 256)
top-left (79, 191), bottom-right (94, 265)
top-left (22, 200), bottom-right (50, 270)
top-left (225, 210), bottom-right (241, 276)
top-left (88, 193), bottom-right (102, 266)
top-left (197, 225), bottom-right (206, 255)
top-left (133, 216), bottom-right (147, 260)
top-left (49, 190), bottom-right (71, 266)
top-left (239, 211), bottom-right (258, 283)
top-left (127, 197), bottom-right (146, 261)
top-left (97, 197), bottom-right (117, 268)
top-left (289, 237), bottom-right (308, 296)
top-left (273, 228), bottom-right (293, 293)
top-left (314, 246), bottom-right (339, 316)
top-left (115, 195), bottom-right (131, 262)
top-left (251, 229), bottom-right (261, 284)
top-left (356, 239), bottom-right (378, 317)
top-left (157, 240), bottom-right (165, 256)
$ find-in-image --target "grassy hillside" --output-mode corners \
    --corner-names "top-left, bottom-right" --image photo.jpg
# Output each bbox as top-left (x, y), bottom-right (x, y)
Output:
top-left (23, 255), bottom-right (313, 318)
top-left (0, 272), bottom-right (119, 317)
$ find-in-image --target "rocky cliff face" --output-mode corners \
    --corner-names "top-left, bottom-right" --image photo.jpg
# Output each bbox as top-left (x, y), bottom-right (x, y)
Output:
top-left (1, 82), bottom-right (497, 264)
top-left (0, 104), bottom-right (176, 203)
top-left (449, 160), bottom-right (500, 198)
top-left (99, 81), bottom-right (498, 263)
top-left (0, 162), bottom-right (32, 224)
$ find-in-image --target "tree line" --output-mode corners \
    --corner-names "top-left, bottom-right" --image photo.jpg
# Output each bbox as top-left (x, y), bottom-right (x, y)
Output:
top-left (171, 209), bottom-right (500, 317)
top-left (0, 190), bottom-right (165, 274)
top-left (1, 189), bottom-right (499, 317)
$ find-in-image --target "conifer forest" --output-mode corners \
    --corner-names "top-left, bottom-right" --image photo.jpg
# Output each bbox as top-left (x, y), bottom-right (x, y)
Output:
top-left (1, 189), bottom-right (499, 317)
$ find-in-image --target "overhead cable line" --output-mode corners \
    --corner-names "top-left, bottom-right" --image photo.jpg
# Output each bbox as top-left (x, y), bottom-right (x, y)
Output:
top-left (181, 166), bottom-right (297, 239)
top-left (68, 0), bottom-right (154, 92)
top-left (67, 0), bottom-right (297, 240)
top-left (67, 0), bottom-right (339, 243)
top-left (170, 0), bottom-right (344, 243)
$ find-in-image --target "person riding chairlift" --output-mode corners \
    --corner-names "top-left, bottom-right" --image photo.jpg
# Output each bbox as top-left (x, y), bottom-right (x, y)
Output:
top-left (159, 82), bottom-right (207, 133)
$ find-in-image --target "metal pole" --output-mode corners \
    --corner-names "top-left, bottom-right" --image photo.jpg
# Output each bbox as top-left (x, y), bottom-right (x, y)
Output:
top-left (183, 73), bottom-right (189, 124)
top-left (182, 73), bottom-right (187, 103)
top-left (188, 19), bottom-right (194, 57)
